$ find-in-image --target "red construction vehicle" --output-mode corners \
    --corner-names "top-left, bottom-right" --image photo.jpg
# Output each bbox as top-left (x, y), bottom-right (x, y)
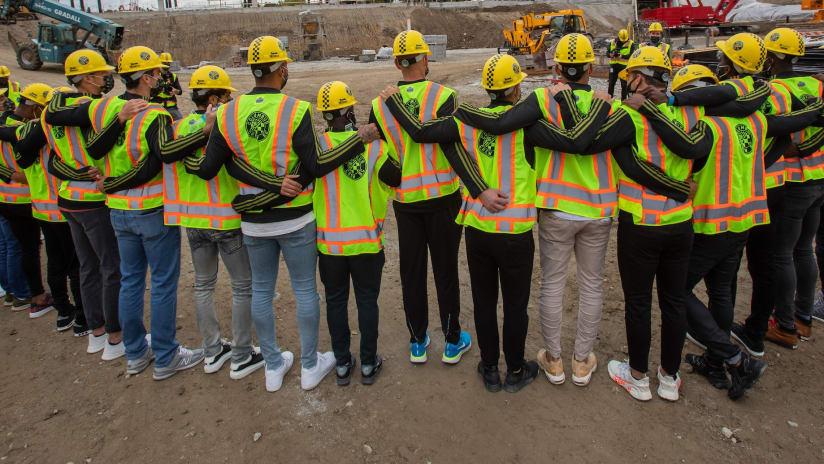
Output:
top-left (641, 0), bottom-right (740, 29)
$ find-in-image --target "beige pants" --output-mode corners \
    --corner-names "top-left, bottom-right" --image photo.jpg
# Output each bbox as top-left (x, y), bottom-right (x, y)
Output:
top-left (538, 210), bottom-right (611, 361)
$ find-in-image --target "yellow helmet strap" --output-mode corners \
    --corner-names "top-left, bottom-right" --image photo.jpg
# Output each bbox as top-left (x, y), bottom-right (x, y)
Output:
top-left (252, 61), bottom-right (282, 79)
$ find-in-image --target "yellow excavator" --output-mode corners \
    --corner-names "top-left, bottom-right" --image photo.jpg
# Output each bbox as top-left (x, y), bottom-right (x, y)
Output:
top-left (502, 10), bottom-right (590, 55)
top-left (802, 0), bottom-right (824, 22)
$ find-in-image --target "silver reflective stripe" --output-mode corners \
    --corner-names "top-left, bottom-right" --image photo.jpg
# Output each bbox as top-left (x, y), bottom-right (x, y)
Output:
top-left (325, 167), bottom-right (339, 228)
top-left (378, 99), bottom-right (404, 163)
top-left (128, 108), bottom-right (158, 163)
top-left (31, 200), bottom-right (60, 212)
top-left (461, 198), bottom-right (536, 220)
top-left (162, 163), bottom-right (177, 201)
top-left (220, 99), bottom-right (245, 156)
top-left (708, 116), bottom-right (733, 206)
top-left (421, 83), bottom-right (442, 122)
top-left (681, 106), bottom-right (700, 131)
top-left (67, 181), bottom-right (97, 199)
top-left (540, 88), bottom-right (561, 123)
top-left (537, 182), bottom-right (617, 206)
top-left (694, 199), bottom-right (767, 220)
top-left (318, 133), bottom-right (330, 152)
top-left (66, 126), bottom-right (86, 166)
top-left (239, 185), bottom-right (264, 195)
top-left (273, 97), bottom-right (298, 175)
top-left (1, 142), bottom-right (16, 170)
top-left (164, 202), bottom-right (237, 217)
top-left (498, 132), bottom-right (515, 195)
top-left (117, 182), bottom-right (163, 200)
top-left (93, 96), bottom-right (114, 132)
top-left (317, 226), bottom-right (381, 243)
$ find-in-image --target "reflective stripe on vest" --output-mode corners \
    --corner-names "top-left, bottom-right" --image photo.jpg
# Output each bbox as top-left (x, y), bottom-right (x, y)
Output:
top-left (0, 140), bottom-right (30, 204)
top-left (457, 124), bottom-right (536, 233)
top-left (609, 40), bottom-right (633, 65)
top-left (771, 77), bottom-right (824, 183)
top-left (27, 146), bottom-right (64, 222)
top-left (692, 115), bottom-right (768, 233)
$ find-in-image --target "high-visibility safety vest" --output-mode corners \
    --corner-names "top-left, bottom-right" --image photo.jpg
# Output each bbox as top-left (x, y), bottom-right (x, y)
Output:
top-left (619, 103), bottom-right (701, 226)
top-left (371, 81), bottom-right (459, 203)
top-left (771, 76), bottom-right (824, 183)
top-left (646, 42), bottom-right (671, 57)
top-left (16, 124), bottom-right (64, 222)
top-left (313, 130), bottom-right (393, 255)
top-left (42, 95), bottom-right (106, 203)
top-left (155, 72), bottom-right (178, 108)
top-left (88, 96), bottom-right (169, 210)
top-left (534, 88), bottom-right (619, 219)
top-left (724, 76), bottom-right (790, 189)
top-left (216, 93), bottom-right (314, 210)
top-left (608, 40), bottom-right (634, 66)
top-left (163, 113), bottom-right (241, 229)
top-left (7, 81), bottom-right (21, 106)
top-left (455, 105), bottom-right (536, 234)
top-left (692, 113), bottom-right (769, 234)
top-left (0, 118), bottom-right (29, 204)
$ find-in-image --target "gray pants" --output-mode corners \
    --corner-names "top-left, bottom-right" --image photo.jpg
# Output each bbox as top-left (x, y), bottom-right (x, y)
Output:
top-left (187, 227), bottom-right (253, 363)
top-left (538, 211), bottom-right (611, 361)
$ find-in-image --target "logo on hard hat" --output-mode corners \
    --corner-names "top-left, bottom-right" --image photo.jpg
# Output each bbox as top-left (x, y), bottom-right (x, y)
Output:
top-left (345, 86), bottom-right (352, 96)
top-left (208, 71), bottom-right (220, 80)
top-left (140, 51), bottom-right (151, 61)
top-left (631, 50), bottom-right (642, 59)
top-left (732, 41), bottom-right (743, 51)
top-left (678, 68), bottom-right (689, 76)
top-left (245, 111), bottom-right (271, 141)
top-left (512, 62), bottom-right (520, 74)
top-left (78, 55), bottom-right (89, 65)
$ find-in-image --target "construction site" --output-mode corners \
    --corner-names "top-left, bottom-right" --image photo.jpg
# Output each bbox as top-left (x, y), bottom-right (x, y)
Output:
top-left (0, 0), bottom-right (824, 462)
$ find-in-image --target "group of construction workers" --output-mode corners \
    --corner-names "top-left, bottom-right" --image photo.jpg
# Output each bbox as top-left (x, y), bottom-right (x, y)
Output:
top-left (1, 24), bottom-right (823, 400)
top-left (608, 22), bottom-right (671, 100)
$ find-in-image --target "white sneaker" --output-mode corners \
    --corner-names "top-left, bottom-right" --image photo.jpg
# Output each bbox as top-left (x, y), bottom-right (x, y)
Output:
top-left (656, 367), bottom-right (681, 402)
top-left (87, 333), bottom-right (108, 354)
top-left (102, 340), bottom-right (126, 361)
top-left (265, 351), bottom-right (294, 392)
top-left (301, 351), bottom-right (335, 391)
top-left (608, 360), bottom-right (652, 401)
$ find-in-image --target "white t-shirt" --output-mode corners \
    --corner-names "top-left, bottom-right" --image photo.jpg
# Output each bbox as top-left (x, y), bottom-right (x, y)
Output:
top-left (241, 212), bottom-right (315, 237)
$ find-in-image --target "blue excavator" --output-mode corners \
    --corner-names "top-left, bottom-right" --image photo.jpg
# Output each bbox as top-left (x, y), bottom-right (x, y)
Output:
top-left (1, 0), bottom-right (123, 70)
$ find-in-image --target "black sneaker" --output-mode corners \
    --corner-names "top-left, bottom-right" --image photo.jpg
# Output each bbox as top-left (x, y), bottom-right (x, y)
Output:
top-left (504, 360), bottom-right (539, 393)
top-left (361, 355), bottom-right (383, 386)
top-left (335, 354), bottom-right (356, 386)
top-left (229, 350), bottom-right (265, 380)
top-left (56, 314), bottom-right (74, 332)
top-left (686, 353), bottom-right (731, 390)
top-left (73, 320), bottom-right (91, 337)
top-left (730, 323), bottom-right (765, 357)
top-left (727, 353), bottom-right (767, 400)
top-left (203, 342), bottom-right (232, 374)
top-left (477, 361), bottom-right (502, 393)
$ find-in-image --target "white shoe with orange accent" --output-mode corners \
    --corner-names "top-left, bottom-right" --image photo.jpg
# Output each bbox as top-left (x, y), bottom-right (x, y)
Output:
top-left (608, 360), bottom-right (652, 401)
top-left (656, 367), bottom-right (681, 402)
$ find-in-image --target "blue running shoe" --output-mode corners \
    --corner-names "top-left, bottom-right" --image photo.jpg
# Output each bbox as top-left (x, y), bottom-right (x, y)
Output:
top-left (443, 331), bottom-right (472, 364)
top-left (410, 333), bottom-right (430, 364)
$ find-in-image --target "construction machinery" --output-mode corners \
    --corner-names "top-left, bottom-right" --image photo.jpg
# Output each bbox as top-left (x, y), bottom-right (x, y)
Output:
top-left (0, 1), bottom-right (35, 24)
top-left (501, 10), bottom-right (591, 71)
top-left (2, 0), bottom-right (123, 70)
top-left (802, 0), bottom-right (824, 22)
top-left (299, 10), bottom-right (326, 61)
top-left (640, 0), bottom-right (747, 34)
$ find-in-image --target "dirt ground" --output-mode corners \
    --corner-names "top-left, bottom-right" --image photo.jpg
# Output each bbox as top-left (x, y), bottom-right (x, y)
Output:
top-left (1, 44), bottom-right (823, 464)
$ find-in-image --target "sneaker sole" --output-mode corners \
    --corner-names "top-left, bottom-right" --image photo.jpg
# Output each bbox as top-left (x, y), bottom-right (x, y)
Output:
top-left (812, 314), bottom-right (824, 323)
top-left (56, 322), bottom-right (74, 332)
top-left (102, 349), bottom-right (126, 361)
top-left (608, 364), bottom-right (652, 402)
top-left (29, 305), bottom-right (54, 319)
top-left (763, 336), bottom-right (798, 350)
top-left (74, 329), bottom-right (91, 337)
top-left (229, 360), bottom-right (265, 380)
top-left (337, 359), bottom-right (356, 386)
top-left (87, 344), bottom-right (106, 354)
top-left (126, 352), bottom-right (155, 375)
top-left (572, 362), bottom-right (597, 387)
top-left (10, 306), bottom-right (29, 312)
top-left (503, 374), bottom-right (537, 393)
top-left (685, 333), bottom-right (708, 351)
top-left (410, 337), bottom-right (431, 364)
top-left (541, 368), bottom-right (565, 385)
top-left (477, 369), bottom-right (502, 393)
top-left (204, 353), bottom-right (232, 374)
top-left (730, 330), bottom-right (765, 357)
top-left (153, 356), bottom-right (204, 381)
top-left (442, 340), bottom-right (471, 365)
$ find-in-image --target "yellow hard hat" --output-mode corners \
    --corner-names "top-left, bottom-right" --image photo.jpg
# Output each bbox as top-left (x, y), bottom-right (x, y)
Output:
top-left (619, 29), bottom-right (629, 42)
top-left (393, 30), bottom-right (431, 57)
top-left (189, 65), bottom-right (237, 92)
top-left (317, 81), bottom-right (357, 112)
top-left (716, 33), bottom-right (767, 73)
top-left (64, 49), bottom-right (115, 76)
top-left (764, 28), bottom-right (805, 57)
top-left (672, 64), bottom-right (718, 91)
top-left (19, 83), bottom-right (52, 106)
top-left (481, 54), bottom-right (527, 91)
top-left (554, 33), bottom-right (595, 64)
top-left (159, 52), bottom-right (173, 63)
top-left (649, 22), bottom-right (663, 33)
top-left (117, 46), bottom-right (167, 75)
top-left (247, 36), bottom-right (292, 65)
top-left (0, 66), bottom-right (9, 78)
top-left (618, 46), bottom-right (672, 81)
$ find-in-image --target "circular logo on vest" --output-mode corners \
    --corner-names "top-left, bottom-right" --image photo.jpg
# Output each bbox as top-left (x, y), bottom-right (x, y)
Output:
top-left (53, 125), bottom-right (65, 139)
top-left (478, 131), bottom-right (496, 158)
top-left (343, 153), bottom-right (366, 180)
top-left (735, 123), bottom-right (754, 154)
top-left (78, 55), bottom-right (89, 66)
top-left (404, 98), bottom-right (420, 116)
top-left (116, 131), bottom-right (126, 146)
top-left (208, 70), bottom-right (220, 80)
top-left (245, 111), bottom-right (270, 141)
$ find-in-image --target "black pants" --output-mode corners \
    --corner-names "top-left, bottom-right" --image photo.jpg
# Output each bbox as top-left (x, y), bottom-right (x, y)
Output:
top-left (817, 202), bottom-right (824, 290)
top-left (393, 193), bottom-right (463, 345)
top-left (743, 185), bottom-right (785, 339)
top-left (465, 227), bottom-right (532, 371)
top-left (773, 180), bottom-right (824, 327)
top-left (617, 213), bottom-right (693, 375)
top-left (0, 203), bottom-right (45, 296)
top-left (608, 64), bottom-right (628, 100)
top-left (319, 250), bottom-right (384, 366)
top-left (65, 208), bottom-right (121, 333)
top-left (685, 232), bottom-right (748, 363)
top-left (40, 220), bottom-right (83, 320)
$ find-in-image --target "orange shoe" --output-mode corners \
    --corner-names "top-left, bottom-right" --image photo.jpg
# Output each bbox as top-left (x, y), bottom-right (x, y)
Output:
top-left (765, 319), bottom-right (798, 349)
top-left (537, 349), bottom-right (565, 385)
top-left (795, 317), bottom-right (812, 341)
top-left (571, 352), bottom-right (597, 387)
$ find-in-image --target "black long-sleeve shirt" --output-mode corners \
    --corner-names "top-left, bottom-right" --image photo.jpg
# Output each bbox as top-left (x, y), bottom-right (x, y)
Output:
top-left (188, 87), bottom-right (366, 223)
top-left (14, 120), bottom-right (47, 169)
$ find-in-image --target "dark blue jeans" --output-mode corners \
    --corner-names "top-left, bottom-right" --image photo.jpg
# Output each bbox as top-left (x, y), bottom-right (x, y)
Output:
top-left (774, 180), bottom-right (824, 328)
top-left (0, 215), bottom-right (29, 298)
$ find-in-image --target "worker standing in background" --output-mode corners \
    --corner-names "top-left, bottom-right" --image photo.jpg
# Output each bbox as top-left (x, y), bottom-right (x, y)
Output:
top-left (153, 52), bottom-right (183, 121)
top-left (43, 49), bottom-right (124, 359)
top-left (608, 29), bottom-right (635, 99)
top-left (369, 30), bottom-right (485, 365)
top-left (646, 23), bottom-right (671, 59)
top-left (0, 66), bottom-right (22, 111)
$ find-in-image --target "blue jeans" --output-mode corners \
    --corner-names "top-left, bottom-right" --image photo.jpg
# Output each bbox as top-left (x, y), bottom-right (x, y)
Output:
top-left (0, 216), bottom-right (29, 298)
top-left (244, 221), bottom-right (320, 370)
top-left (110, 207), bottom-right (181, 367)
